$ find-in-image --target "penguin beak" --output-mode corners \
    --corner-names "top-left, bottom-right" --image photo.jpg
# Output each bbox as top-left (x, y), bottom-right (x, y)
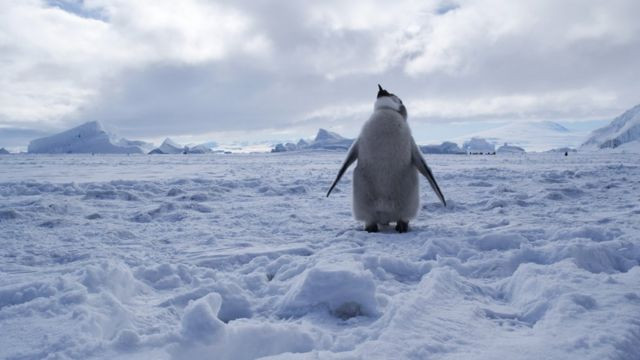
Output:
top-left (378, 84), bottom-right (383, 92)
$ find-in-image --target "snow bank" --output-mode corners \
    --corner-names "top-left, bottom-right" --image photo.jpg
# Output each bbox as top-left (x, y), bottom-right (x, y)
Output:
top-left (175, 293), bottom-right (315, 360)
top-left (279, 263), bottom-right (379, 319)
top-left (181, 293), bottom-right (227, 343)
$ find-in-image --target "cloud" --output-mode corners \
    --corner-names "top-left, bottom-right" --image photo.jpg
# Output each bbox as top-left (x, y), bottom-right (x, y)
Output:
top-left (0, 0), bottom-right (269, 127)
top-left (1, 0), bottom-right (639, 145)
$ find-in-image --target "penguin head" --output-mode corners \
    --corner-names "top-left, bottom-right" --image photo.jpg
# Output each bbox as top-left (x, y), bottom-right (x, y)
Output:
top-left (375, 84), bottom-right (407, 120)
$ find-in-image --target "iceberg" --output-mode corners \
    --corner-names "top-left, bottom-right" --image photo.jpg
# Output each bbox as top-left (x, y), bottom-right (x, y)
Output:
top-left (497, 143), bottom-right (525, 154)
top-left (462, 137), bottom-right (495, 154)
top-left (271, 129), bottom-right (354, 152)
top-left (149, 139), bottom-right (219, 154)
top-left (28, 121), bottom-right (148, 154)
top-left (420, 141), bottom-right (465, 154)
top-left (454, 121), bottom-right (583, 152)
top-left (149, 138), bottom-right (186, 154)
top-left (582, 104), bottom-right (640, 150)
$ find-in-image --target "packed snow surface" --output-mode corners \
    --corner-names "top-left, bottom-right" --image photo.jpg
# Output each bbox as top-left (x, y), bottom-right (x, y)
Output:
top-left (1, 152), bottom-right (639, 359)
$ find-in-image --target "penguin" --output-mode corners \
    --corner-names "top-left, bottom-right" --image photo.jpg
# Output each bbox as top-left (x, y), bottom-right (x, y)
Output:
top-left (326, 84), bottom-right (446, 233)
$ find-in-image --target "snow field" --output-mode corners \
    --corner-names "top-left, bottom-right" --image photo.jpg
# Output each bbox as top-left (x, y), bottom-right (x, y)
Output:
top-left (0, 152), bottom-right (639, 359)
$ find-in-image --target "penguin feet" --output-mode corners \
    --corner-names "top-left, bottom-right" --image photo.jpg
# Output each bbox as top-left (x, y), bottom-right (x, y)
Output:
top-left (395, 220), bottom-right (409, 233)
top-left (364, 223), bottom-right (379, 233)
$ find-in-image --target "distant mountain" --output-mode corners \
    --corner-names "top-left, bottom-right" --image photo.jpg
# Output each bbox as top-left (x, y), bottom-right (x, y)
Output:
top-left (454, 121), bottom-right (584, 152)
top-left (28, 121), bottom-right (149, 154)
top-left (272, 129), bottom-right (354, 152)
top-left (582, 104), bottom-right (640, 150)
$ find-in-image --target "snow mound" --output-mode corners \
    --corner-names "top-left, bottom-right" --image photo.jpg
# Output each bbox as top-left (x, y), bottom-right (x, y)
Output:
top-left (181, 293), bottom-right (227, 343)
top-left (177, 293), bottom-right (315, 359)
top-left (279, 263), bottom-right (379, 319)
top-left (28, 121), bottom-right (147, 154)
top-left (582, 104), bottom-right (640, 150)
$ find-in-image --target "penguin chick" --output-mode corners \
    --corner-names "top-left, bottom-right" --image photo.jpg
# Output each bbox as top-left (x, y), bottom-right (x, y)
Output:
top-left (327, 84), bottom-right (446, 233)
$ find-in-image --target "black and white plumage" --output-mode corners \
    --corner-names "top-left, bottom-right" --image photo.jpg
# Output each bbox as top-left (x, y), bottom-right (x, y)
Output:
top-left (327, 85), bottom-right (446, 233)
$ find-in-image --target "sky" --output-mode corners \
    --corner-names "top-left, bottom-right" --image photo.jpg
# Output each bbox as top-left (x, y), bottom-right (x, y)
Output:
top-left (1, 0), bottom-right (640, 150)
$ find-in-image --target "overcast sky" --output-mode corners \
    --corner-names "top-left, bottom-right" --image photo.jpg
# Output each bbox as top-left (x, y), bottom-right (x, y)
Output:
top-left (1, 0), bottom-right (640, 149)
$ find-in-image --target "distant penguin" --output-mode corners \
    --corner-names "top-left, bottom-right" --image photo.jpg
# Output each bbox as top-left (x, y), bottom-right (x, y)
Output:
top-left (326, 85), bottom-right (446, 233)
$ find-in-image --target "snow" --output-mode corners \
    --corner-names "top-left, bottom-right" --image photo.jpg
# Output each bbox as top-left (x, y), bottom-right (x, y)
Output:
top-left (1, 152), bottom-right (639, 359)
top-left (582, 104), bottom-right (640, 150)
top-left (0, 147), bottom-right (10, 154)
top-left (27, 121), bottom-right (148, 154)
top-left (456, 121), bottom-right (586, 152)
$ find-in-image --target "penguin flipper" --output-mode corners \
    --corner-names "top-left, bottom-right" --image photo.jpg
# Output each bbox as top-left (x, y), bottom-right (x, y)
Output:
top-left (326, 140), bottom-right (358, 197)
top-left (411, 143), bottom-right (447, 207)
